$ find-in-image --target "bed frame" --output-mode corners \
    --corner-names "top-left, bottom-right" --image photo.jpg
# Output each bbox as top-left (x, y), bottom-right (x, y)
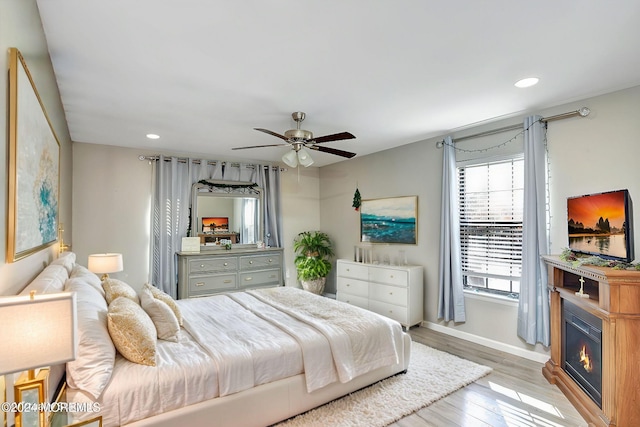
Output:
top-left (127, 334), bottom-right (411, 427)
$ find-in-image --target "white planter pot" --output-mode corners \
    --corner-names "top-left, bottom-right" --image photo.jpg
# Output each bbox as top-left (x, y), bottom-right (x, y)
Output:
top-left (301, 278), bottom-right (326, 295)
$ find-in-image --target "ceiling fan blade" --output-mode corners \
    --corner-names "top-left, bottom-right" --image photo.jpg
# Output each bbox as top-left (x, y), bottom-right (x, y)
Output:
top-left (312, 132), bottom-right (356, 144)
top-left (254, 128), bottom-right (289, 141)
top-left (310, 145), bottom-right (357, 158)
top-left (232, 143), bottom-right (288, 150)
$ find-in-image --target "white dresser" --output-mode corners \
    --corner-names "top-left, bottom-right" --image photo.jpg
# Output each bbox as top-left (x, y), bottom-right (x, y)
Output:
top-left (177, 248), bottom-right (283, 299)
top-left (336, 259), bottom-right (423, 329)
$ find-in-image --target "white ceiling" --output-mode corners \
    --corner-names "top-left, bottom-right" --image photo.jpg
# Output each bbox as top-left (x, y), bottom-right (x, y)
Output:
top-left (36, 1), bottom-right (640, 167)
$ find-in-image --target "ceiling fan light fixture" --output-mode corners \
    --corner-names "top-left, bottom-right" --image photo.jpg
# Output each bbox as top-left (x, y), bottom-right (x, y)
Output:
top-left (282, 150), bottom-right (298, 168)
top-left (297, 147), bottom-right (314, 167)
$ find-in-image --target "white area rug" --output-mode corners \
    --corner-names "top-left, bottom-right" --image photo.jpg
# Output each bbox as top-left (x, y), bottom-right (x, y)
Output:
top-left (276, 341), bottom-right (492, 427)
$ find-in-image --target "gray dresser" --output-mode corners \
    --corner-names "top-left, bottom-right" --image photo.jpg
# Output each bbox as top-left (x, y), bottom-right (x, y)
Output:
top-left (177, 248), bottom-right (283, 299)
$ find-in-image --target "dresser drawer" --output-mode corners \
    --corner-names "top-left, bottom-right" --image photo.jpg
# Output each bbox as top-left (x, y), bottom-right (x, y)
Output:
top-left (239, 268), bottom-right (281, 287)
top-left (369, 300), bottom-right (407, 325)
top-left (369, 267), bottom-right (408, 287)
top-left (337, 277), bottom-right (369, 298)
top-left (240, 253), bottom-right (281, 270)
top-left (370, 283), bottom-right (408, 307)
top-left (337, 262), bottom-right (368, 280)
top-left (189, 257), bottom-right (237, 273)
top-left (189, 273), bottom-right (237, 295)
top-left (336, 292), bottom-right (368, 310)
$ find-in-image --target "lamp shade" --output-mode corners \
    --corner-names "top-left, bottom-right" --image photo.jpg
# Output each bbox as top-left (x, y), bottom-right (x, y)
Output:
top-left (0, 292), bottom-right (78, 375)
top-left (297, 147), bottom-right (315, 167)
top-left (88, 253), bottom-right (123, 274)
top-left (282, 150), bottom-right (298, 168)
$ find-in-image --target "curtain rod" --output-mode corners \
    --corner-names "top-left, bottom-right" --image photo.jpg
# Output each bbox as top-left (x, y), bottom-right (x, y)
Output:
top-left (138, 155), bottom-right (285, 171)
top-left (436, 107), bottom-right (591, 147)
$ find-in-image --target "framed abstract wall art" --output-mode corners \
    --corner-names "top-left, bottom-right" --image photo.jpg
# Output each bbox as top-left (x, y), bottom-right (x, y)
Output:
top-left (7, 48), bottom-right (60, 262)
top-left (360, 196), bottom-right (418, 244)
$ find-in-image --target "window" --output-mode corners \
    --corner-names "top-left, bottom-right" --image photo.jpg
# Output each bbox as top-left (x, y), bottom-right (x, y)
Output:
top-left (458, 156), bottom-right (524, 298)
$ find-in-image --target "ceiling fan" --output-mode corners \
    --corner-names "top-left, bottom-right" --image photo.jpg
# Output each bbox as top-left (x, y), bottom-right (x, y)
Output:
top-left (232, 112), bottom-right (356, 167)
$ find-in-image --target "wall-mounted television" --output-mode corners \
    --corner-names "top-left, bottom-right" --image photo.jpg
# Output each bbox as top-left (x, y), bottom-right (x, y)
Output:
top-left (202, 217), bottom-right (229, 233)
top-left (567, 189), bottom-right (634, 262)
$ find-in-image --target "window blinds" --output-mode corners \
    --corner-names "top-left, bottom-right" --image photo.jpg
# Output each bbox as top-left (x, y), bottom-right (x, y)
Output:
top-left (458, 157), bottom-right (524, 292)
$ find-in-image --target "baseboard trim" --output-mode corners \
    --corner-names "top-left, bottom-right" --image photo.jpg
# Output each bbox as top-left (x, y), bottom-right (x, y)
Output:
top-left (422, 321), bottom-right (549, 364)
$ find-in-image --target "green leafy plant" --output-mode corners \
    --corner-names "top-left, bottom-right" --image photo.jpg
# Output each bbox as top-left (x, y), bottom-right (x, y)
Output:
top-left (293, 231), bottom-right (335, 281)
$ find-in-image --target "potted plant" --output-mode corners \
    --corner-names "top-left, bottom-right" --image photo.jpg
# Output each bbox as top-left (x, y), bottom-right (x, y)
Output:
top-left (293, 231), bottom-right (335, 294)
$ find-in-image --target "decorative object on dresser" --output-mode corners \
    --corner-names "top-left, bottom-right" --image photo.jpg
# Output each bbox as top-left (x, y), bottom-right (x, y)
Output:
top-left (542, 255), bottom-right (640, 426)
top-left (336, 259), bottom-right (423, 329)
top-left (0, 292), bottom-right (77, 427)
top-left (87, 253), bottom-right (123, 280)
top-left (177, 247), bottom-right (283, 298)
top-left (293, 231), bottom-right (335, 294)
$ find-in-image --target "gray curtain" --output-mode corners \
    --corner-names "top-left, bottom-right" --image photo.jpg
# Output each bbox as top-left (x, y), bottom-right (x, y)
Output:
top-left (517, 116), bottom-right (550, 346)
top-left (150, 157), bottom-right (282, 297)
top-left (438, 136), bottom-right (466, 322)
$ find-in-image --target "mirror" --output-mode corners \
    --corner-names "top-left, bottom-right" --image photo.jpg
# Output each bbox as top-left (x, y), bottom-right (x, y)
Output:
top-left (190, 180), bottom-right (263, 247)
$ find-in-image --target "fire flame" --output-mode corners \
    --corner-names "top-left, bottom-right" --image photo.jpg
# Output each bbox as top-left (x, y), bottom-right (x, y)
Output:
top-left (579, 345), bottom-right (593, 373)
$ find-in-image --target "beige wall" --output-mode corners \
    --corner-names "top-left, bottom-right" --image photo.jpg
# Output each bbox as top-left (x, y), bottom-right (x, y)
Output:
top-left (320, 85), bottom-right (640, 360)
top-left (0, 0), bottom-right (73, 295)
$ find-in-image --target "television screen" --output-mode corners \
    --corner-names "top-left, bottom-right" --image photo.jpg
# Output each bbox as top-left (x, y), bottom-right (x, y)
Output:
top-left (567, 189), bottom-right (634, 262)
top-left (202, 217), bottom-right (229, 233)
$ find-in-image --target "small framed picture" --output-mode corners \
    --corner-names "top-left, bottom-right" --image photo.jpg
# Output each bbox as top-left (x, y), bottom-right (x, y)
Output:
top-left (64, 416), bottom-right (103, 427)
top-left (14, 369), bottom-right (48, 427)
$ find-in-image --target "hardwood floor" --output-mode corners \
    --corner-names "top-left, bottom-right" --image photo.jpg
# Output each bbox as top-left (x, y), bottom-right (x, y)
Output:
top-left (388, 327), bottom-right (588, 427)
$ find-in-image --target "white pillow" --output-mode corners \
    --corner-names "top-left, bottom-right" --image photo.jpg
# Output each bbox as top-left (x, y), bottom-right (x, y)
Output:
top-left (144, 283), bottom-right (183, 326)
top-left (107, 297), bottom-right (157, 366)
top-left (50, 252), bottom-right (76, 275)
top-left (103, 278), bottom-right (139, 305)
top-left (139, 287), bottom-right (180, 342)
top-left (19, 264), bottom-right (69, 296)
top-left (64, 278), bottom-right (116, 399)
top-left (69, 264), bottom-right (104, 297)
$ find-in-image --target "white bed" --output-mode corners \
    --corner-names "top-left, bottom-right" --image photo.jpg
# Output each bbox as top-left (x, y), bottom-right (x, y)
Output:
top-left (21, 253), bottom-right (411, 427)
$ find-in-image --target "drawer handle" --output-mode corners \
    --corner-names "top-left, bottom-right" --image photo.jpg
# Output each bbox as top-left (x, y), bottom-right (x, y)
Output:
top-left (200, 264), bottom-right (205, 268)
top-left (249, 261), bottom-right (254, 264)
top-left (195, 282), bottom-right (205, 287)
top-left (388, 310), bottom-right (393, 314)
top-left (346, 283), bottom-right (351, 287)
top-left (268, 258), bottom-right (273, 262)
top-left (389, 275), bottom-right (394, 279)
top-left (389, 292), bottom-right (393, 295)
top-left (224, 280), bottom-right (232, 284)
top-left (224, 262), bottom-right (228, 266)
top-left (245, 277), bottom-right (253, 281)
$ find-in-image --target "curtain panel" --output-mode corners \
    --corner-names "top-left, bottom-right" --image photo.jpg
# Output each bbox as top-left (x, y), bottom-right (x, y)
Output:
top-left (517, 116), bottom-right (551, 346)
top-left (438, 136), bottom-right (466, 322)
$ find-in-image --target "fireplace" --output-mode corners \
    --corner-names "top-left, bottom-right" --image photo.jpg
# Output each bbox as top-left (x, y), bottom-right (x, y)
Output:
top-left (562, 300), bottom-right (602, 408)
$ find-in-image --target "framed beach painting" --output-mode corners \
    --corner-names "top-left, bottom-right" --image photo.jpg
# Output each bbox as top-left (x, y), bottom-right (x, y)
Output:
top-left (360, 196), bottom-right (418, 244)
top-left (7, 48), bottom-right (60, 262)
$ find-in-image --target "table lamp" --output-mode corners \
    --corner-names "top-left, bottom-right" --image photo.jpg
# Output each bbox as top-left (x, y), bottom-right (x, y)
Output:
top-left (88, 253), bottom-right (123, 280)
top-left (0, 291), bottom-right (78, 427)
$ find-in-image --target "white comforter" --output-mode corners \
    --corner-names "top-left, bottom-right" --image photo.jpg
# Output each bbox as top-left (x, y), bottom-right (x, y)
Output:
top-left (68, 287), bottom-right (404, 426)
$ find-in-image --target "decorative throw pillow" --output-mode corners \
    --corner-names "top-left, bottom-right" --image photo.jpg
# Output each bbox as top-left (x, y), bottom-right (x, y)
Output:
top-left (107, 297), bottom-right (157, 366)
top-left (144, 283), bottom-right (183, 326)
top-left (139, 286), bottom-right (180, 342)
top-left (50, 251), bottom-right (76, 275)
top-left (103, 278), bottom-right (139, 305)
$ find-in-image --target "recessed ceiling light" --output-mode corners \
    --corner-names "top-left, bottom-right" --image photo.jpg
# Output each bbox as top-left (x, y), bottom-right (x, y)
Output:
top-left (514, 77), bottom-right (539, 88)
top-left (146, 133), bottom-right (160, 140)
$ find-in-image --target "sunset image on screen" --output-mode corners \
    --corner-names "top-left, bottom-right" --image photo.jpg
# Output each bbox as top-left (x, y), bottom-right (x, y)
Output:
top-left (568, 191), bottom-right (626, 231)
